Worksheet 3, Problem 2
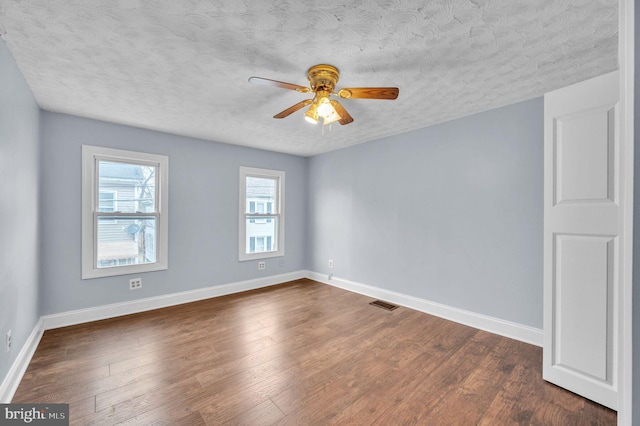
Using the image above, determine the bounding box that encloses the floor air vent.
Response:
[369,300,399,311]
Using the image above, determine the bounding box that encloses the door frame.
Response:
[618,0,634,424]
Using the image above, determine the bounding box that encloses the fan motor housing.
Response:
[307,64,339,92]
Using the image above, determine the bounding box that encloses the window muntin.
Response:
[82,146,168,279]
[239,167,284,261]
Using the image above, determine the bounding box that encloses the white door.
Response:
[543,70,620,410]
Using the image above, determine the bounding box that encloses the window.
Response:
[239,166,284,261]
[82,145,168,279]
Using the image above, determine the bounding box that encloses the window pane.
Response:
[97,216,156,268]
[98,161,156,213]
[245,176,276,213]
[245,217,277,254]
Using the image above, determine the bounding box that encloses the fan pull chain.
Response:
[321,123,333,136]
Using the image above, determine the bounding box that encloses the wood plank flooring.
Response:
[12,279,616,425]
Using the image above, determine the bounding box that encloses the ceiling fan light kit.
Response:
[249,64,399,130]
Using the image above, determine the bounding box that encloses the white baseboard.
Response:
[42,270,307,330]
[1,269,542,403]
[0,271,306,402]
[306,271,543,347]
[0,318,44,403]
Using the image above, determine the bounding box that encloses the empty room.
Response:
[0,1,638,425]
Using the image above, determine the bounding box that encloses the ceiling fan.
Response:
[249,64,399,126]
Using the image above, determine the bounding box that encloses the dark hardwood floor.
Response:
[12,279,616,425]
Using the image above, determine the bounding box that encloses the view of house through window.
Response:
[245,176,277,254]
[239,167,284,260]
[82,145,168,279]
[97,161,157,268]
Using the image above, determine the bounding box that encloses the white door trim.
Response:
[618,0,634,424]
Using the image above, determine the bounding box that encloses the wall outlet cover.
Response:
[129,278,142,290]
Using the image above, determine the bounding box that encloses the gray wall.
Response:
[308,98,544,328]
[39,112,308,314]
[0,40,41,384]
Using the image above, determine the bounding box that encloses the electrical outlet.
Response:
[258,261,266,270]
[328,259,333,268]
[328,273,333,281]
[129,278,142,290]
[6,329,11,352]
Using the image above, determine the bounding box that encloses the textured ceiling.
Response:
[0,0,618,156]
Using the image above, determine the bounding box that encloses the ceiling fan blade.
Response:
[337,87,399,100]
[274,99,313,119]
[331,100,354,125]
[249,77,310,93]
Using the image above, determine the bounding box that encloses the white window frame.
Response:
[239,166,284,261]
[82,145,169,279]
